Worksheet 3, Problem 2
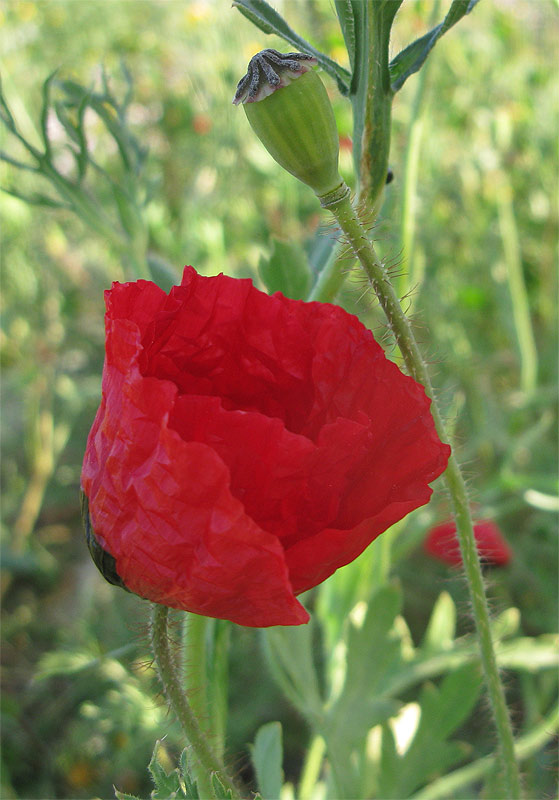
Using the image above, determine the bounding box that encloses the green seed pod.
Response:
[233,50,344,201]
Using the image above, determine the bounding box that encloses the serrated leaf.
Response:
[148,742,183,799]
[210,772,233,799]
[343,585,403,696]
[422,591,456,651]
[232,0,350,94]
[262,621,323,722]
[390,0,481,92]
[250,721,283,800]
[324,585,403,789]
[115,789,143,800]
[259,239,312,299]
[383,665,481,797]
[178,748,200,799]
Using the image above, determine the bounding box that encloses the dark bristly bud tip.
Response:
[233,49,317,105]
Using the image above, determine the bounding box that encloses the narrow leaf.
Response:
[1,185,70,209]
[232,0,350,94]
[390,0,480,91]
[422,591,456,651]
[54,101,80,145]
[259,238,312,299]
[250,721,283,800]
[40,70,59,159]
[0,151,39,172]
[334,0,356,70]
[0,80,17,130]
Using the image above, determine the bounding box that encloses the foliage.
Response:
[1,1,557,799]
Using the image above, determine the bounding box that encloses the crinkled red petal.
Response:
[82,267,451,626]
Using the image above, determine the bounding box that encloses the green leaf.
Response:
[334,0,356,70]
[421,591,456,651]
[342,585,403,699]
[232,0,350,94]
[40,70,58,160]
[115,790,143,800]
[323,584,403,794]
[178,749,200,799]
[349,0,402,195]
[259,238,312,299]
[147,254,180,291]
[57,89,91,183]
[210,772,233,799]
[0,151,39,172]
[148,741,183,799]
[307,229,338,277]
[56,77,146,175]
[250,721,284,800]
[1,186,70,209]
[112,182,143,240]
[262,621,323,723]
[381,665,481,797]
[389,0,480,92]
[495,635,559,672]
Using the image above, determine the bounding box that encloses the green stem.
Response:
[308,237,347,303]
[150,604,244,800]
[182,612,209,734]
[320,184,522,800]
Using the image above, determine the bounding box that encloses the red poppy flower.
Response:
[425,519,512,567]
[81,266,450,627]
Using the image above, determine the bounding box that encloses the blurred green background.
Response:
[1,1,557,798]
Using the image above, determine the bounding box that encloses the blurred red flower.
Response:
[425,519,512,567]
[81,267,450,627]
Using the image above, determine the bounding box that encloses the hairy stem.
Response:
[320,185,522,799]
[150,604,244,800]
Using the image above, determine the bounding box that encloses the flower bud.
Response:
[234,49,344,200]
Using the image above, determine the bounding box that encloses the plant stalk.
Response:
[150,604,244,800]
[320,185,522,799]
[182,612,209,735]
